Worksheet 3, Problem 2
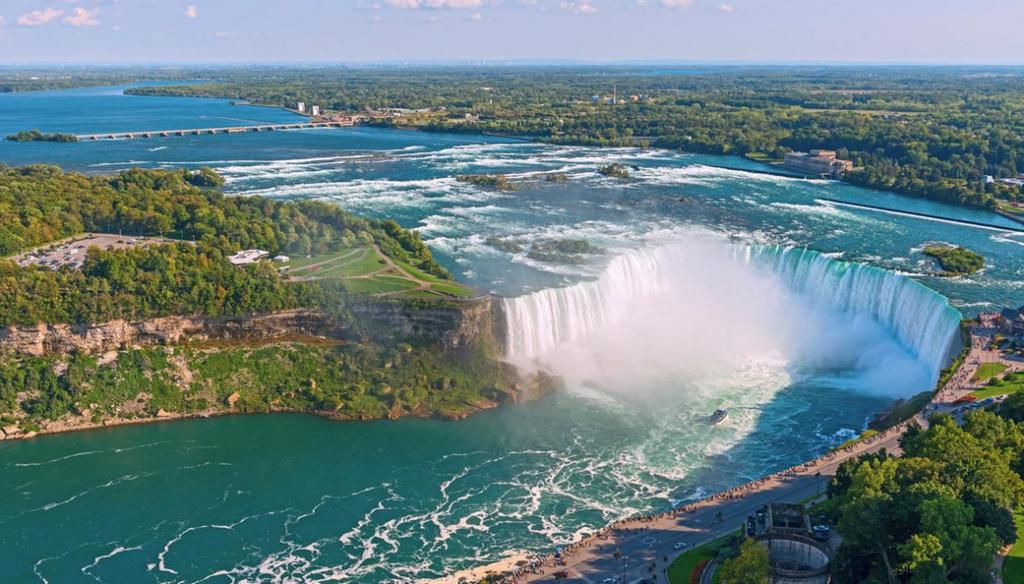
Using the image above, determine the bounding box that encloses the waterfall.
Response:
[502,243,962,377]
[502,248,666,359]
[745,245,962,375]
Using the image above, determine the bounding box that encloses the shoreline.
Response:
[0,397,509,444]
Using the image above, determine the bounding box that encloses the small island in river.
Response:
[923,244,985,276]
[6,129,79,143]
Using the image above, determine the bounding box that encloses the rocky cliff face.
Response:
[349,297,505,354]
[0,298,506,357]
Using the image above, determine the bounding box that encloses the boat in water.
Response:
[710,409,729,425]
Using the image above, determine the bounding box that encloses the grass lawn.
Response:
[973,362,1008,382]
[343,276,420,295]
[281,249,358,270]
[395,258,477,298]
[1004,511,1024,583]
[394,290,446,301]
[667,531,739,584]
[971,371,1024,400]
[283,247,477,301]
[283,247,386,279]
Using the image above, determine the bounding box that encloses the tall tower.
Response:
[612,84,617,105]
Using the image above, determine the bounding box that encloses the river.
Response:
[1,85,1022,582]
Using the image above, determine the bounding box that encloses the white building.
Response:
[311,105,321,117]
[297,102,306,113]
[228,249,269,265]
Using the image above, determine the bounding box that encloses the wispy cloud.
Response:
[184,5,199,19]
[660,0,695,7]
[63,7,101,27]
[17,8,65,27]
[718,3,735,12]
[562,0,598,14]
[386,0,483,8]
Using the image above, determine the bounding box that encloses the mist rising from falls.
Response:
[502,236,962,398]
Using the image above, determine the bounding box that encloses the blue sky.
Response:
[0,0,1022,64]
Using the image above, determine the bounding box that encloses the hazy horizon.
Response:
[0,0,1022,65]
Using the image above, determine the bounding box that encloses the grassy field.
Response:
[973,362,1008,382]
[666,531,739,584]
[971,370,1024,400]
[280,246,478,300]
[1004,511,1024,583]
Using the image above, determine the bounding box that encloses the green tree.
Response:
[719,539,769,584]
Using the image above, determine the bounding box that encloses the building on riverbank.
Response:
[783,150,854,178]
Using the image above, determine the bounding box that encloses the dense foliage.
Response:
[0,166,451,325]
[718,539,770,584]
[922,245,985,276]
[0,342,518,427]
[6,130,78,143]
[127,66,1024,211]
[828,409,1024,583]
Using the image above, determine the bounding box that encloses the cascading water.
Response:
[745,245,963,376]
[503,241,962,383]
[502,249,665,358]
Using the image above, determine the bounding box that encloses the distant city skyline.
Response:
[0,0,1022,64]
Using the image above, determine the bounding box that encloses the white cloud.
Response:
[386,0,483,8]
[17,8,65,27]
[63,7,101,27]
[184,5,199,19]
[718,3,734,12]
[562,0,598,14]
[660,0,695,7]
[470,12,483,20]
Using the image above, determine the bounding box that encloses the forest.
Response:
[126,66,1024,212]
[826,399,1024,583]
[0,342,521,430]
[0,165,451,325]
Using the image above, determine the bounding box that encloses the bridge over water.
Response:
[76,120,354,141]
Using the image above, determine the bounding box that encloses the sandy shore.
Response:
[421,551,533,584]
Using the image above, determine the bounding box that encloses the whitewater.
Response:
[5,87,1021,583]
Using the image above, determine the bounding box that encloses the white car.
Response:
[673,542,688,550]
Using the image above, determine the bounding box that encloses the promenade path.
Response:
[477,324,997,584]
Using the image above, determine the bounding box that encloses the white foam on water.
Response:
[504,233,960,394]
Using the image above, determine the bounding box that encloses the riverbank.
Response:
[1,396,505,444]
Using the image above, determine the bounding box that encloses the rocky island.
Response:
[923,244,985,276]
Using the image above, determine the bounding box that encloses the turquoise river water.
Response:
[1,85,1023,583]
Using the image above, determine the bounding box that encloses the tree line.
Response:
[827,398,1024,583]
[129,66,1024,210]
[0,165,451,325]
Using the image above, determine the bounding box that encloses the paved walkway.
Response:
[477,324,1000,584]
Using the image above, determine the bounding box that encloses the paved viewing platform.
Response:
[75,119,354,141]
[442,320,1012,584]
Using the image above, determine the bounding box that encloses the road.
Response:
[520,427,904,584]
